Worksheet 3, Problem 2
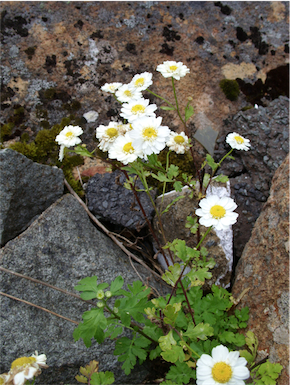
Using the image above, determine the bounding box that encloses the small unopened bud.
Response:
[96,290,104,300]
[187,96,193,101]
[105,291,112,298]
[97,301,104,308]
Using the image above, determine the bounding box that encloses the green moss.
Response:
[35,107,48,119]
[9,115,85,196]
[21,132,30,143]
[40,120,50,129]
[241,105,253,111]
[219,79,240,101]
[43,88,57,100]
[63,100,82,112]
[0,122,15,140]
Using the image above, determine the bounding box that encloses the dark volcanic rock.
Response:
[214,96,289,263]
[0,148,64,246]
[86,169,156,231]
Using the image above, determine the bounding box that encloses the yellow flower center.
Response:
[124,90,132,97]
[11,356,36,369]
[65,131,74,138]
[106,128,119,138]
[169,65,178,71]
[234,135,244,144]
[210,205,226,219]
[135,78,144,86]
[174,135,185,144]
[123,142,134,153]
[0,377,5,385]
[212,362,233,383]
[131,104,145,114]
[142,127,157,140]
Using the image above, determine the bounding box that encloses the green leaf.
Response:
[162,263,182,286]
[90,372,115,385]
[183,322,214,341]
[73,145,93,157]
[163,303,182,326]
[160,106,176,111]
[173,181,183,192]
[186,268,212,287]
[167,164,179,179]
[73,308,107,347]
[165,361,195,384]
[202,173,210,189]
[214,174,229,183]
[206,154,218,171]
[185,104,194,122]
[114,336,150,375]
[110,276,124,295]
[185,216,199,235]
[74,276,109,300]
[159,330,177,351]
[151,172,172,182]
[161,345,185,363]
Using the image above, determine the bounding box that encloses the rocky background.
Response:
[0,1,289,384]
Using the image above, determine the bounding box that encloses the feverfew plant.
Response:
[55,60,282,384]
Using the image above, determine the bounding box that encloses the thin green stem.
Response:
[146,88,176,110]
[105,303,158,345]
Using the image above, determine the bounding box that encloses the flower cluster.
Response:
[95,61,191,163]
[0,351,48,385]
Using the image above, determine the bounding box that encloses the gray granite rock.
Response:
[86,169,156,231]
[0,194,164,384]
[0,149,64,246]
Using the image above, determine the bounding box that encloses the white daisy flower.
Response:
[55,125,83,161]
[9,351,48,385]
[129,72,153,91]
[115,84,142,103]
[108,132,143,164]
[96,121,122,152]
[83,110,99,123]
[196,345,250,385]
[196,195,238,231]
[226,132,251,151]
[156,61,190,80]
[166,131,191,154]
[101,82,122,93]
[130,116,170,157]
[120,98,157,123]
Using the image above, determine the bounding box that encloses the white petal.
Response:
[211,345,229,361]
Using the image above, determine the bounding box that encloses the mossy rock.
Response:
[219,79,240,101]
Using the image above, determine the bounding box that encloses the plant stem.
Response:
[105,303,158,345]
[146,88,176,110]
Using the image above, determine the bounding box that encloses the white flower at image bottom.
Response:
[226,132,251,151]
[196,195,238,231]
[55,125,83,161]
[156,60,190,80]
[8,351,48,385]
[130,116,170,157]
[120,98,157,123]
[196,345,250,385]
[108,132,143,164]
[129,72,153,91]
[166,131,191,154]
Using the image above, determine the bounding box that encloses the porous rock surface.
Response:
[214,96,289,262]
[86,169,156,231]
[231,154,289,384]
[0,194,166,384]
[1,2,288,149]
[0,148,64,246]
